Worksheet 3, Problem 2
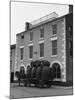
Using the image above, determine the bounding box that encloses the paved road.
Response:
[10,83,73,99]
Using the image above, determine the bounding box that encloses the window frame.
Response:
[52,23,57,35]
[52,63,61,79]
[39,42,44,58]
[69,41,73,57]
[20,47,24,60]
[29,45,33,59]
[30,31,33,41]
[69,25,72,36]
[40,27,44,39]
[52,39,57,56]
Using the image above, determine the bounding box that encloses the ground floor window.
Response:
[20,67,25,74]
[52,63,61,78]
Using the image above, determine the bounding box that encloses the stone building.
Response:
[10,44,16,82]
[14,5,73,85]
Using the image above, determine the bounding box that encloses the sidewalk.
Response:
[52,85,73,89]
[10,83,73,89]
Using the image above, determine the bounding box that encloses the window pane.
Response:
[52,24,57,35]
[52,40,57,47]
[54,73,56,78]
[52,40,57,55]
[29,46,33,58]
[30,32,33,41]
[69,41,73,57]
[40,43,44,57]
[57,73,61,78]
[52,48,57,55]
[20,48,24,60]
[69,25,72,36]
[41,33,44,38]
[57,66,60,72]
[53,66,56,72]
[40,28,44,38]
[52,63,61,78]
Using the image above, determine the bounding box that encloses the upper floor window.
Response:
[20,48,24,60]
[52,40,57,55]
[21,34,24,39]
[69,25,72,36]
[30,31,33,41]
[69,41,73,57]
[40,27,44,38]
[52,24,57,35]
[10,60,12,69]
[10,51,12,57]
[29,45,33,59]
[39,43,44,57]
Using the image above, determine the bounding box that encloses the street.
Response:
[10,83,73,99]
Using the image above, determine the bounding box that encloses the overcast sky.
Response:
[11,2,69,44]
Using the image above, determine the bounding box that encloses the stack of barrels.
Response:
[26,60,54,88]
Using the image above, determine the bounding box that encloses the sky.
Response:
[11,1,69,45]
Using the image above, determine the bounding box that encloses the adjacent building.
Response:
[14,5,73,85]
[10,44,16,82]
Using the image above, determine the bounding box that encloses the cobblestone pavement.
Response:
[10,83,73,99]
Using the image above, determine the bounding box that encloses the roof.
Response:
[17,12,72,35]
[31,12,58,26]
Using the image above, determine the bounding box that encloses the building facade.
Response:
[15,7,73,84]
[10,44,16,82]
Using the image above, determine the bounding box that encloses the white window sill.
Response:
[39,38,44,41]
[19,46,24,48]
[50,36,58,41]
[53,78,61,81]
[28,58,33,61]
[38,39,44,44]
[28,43,34,46]
[51,34,57,37]
[39,57,44,59]
[51,55,58,57]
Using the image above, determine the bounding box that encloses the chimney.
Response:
[25,22,32,31]
[69,5,73,13]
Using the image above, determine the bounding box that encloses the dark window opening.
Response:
[20,48,24,60]
[10,60,12,70]
[40,28,44,38]
[52,24,57,35]
[69,25,72,36]
[29,46,33,59]
[69,41,73,57]
[30,32,33,41]
[40,43,44,57]
[52,40,57,55]
[10,51,12,57]
[20,67,25,74]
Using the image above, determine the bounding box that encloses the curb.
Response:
[52,86,73,89]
